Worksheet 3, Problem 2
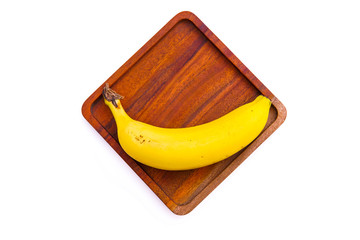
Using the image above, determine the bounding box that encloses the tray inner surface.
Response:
[90,19,279,206]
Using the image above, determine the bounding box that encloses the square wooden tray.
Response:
[82,11,286,215]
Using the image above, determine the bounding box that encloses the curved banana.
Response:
[103,84,271,171]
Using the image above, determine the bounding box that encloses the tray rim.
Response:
[82,11,287,215]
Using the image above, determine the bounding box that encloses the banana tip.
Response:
[103,83,124,108]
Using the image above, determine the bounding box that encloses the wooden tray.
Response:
[82,11,286,215]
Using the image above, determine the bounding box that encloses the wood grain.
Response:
[82,11,286,215]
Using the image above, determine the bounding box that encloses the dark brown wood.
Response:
[82,11,286,215]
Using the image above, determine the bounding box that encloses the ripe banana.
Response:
[103,84,271,171]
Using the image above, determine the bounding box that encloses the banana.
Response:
[103,84,271,171]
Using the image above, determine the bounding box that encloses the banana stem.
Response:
[103,83,124,108]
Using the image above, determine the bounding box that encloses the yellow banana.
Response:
[103,84,271,171]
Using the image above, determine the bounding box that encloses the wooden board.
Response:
[82,11,287,215]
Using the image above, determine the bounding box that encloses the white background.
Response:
[1,0,359,239]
